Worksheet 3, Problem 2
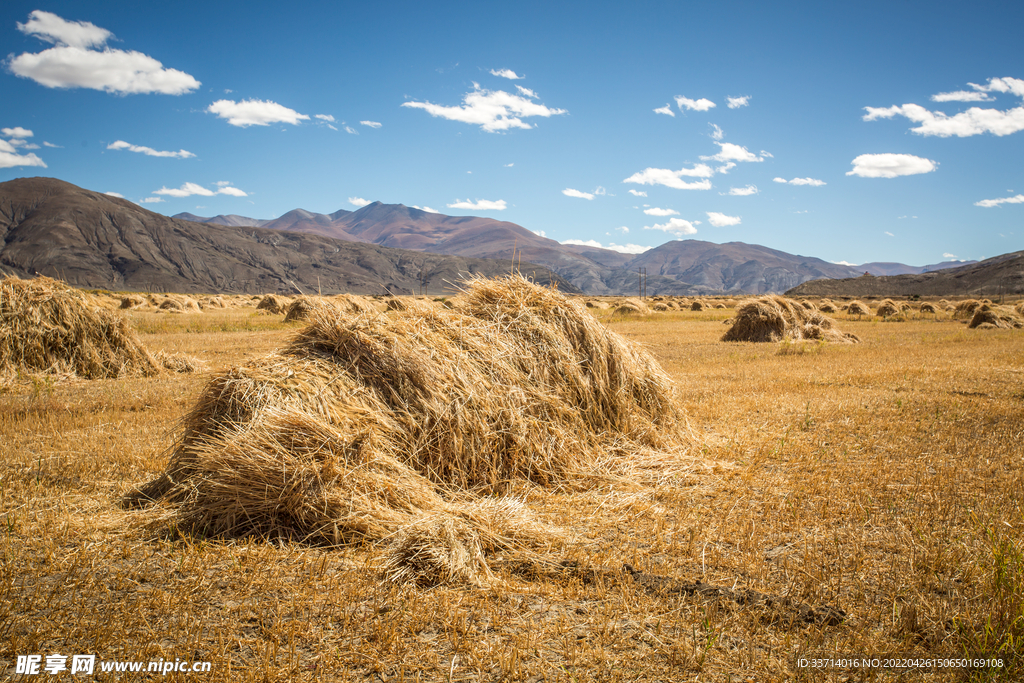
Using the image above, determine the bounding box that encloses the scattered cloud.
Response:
[349,197,371,207]
[624,165,714,190]
[563,188,594,200]
[153,182,247,198]
[773,176,826,186]
[675,96,715,112]
[344,125,357,134]
[516,85,537,98]
[561,239,651,254]
[594,186,607,196]
[0,138,46,168]
[707,212,741,227]
[975,193,1024,208]
[700,142,764,163]
[42,141,62,148]
[653,104,675,117]
[931,91,994,103]
[504,163,514,167]
[412,205,439,213]
[447,198,507,211]
[715,162,736,174]
[943,253,957,259]
[530,229,546,237]
[726,95,750,109]
[8,10,200,95]
[315,114,336,122]
[885,231,895,237]
[710,124,724,140]
[643,207,678,216]
[2,127,32,138]
[489,69,523,80]
[140,197,164,203]
[644,217,700,236]
[107,140,195,158]
[103,191,123,198]
[847,153,937,178]
[402,84,566,132]
[726,185,758,196]
[207,99,310,127]
[360,120,382,128]
[831,260,856,266]
[628,189,647,197]
[617,226,629,233]
[863,78,1024,137]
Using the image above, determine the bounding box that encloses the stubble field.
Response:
[2,300,1022,681]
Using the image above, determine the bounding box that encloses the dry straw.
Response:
[1,275,162,379]
[283,296,338,322]
[120,295,146,310]
[876,299,901,317]
[256,294,289,314]
[722,295,859,343]
[968,307,1024,329]
[613,297,650,315]
[919,302,937,314]
[158,296,201,313]
[128,275,691,585]
[846,300,870,316]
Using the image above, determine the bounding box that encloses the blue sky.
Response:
[1,1,1021,266]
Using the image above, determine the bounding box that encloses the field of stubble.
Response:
[2,301,1022,682]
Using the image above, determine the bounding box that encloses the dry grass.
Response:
[722,295,859,344]
[3,287,1022,681]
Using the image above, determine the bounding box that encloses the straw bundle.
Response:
[1016,302,1024,316]
[722,295,859,343]
[691,300,708,311]
[129,275,689,585]
[120,295,146,310]
[158,296,201,313]
[1,275,162,379]
[819,302,837,313]
[954,300,982,318]
[919,302,937,313]
[846,301,870,316]
[205,296,226,309]
[257,294,289,314]
[800,301,816,311]
[652,302,669,311]
[876,299,901,317]
[613,298,650,315]
[284,296,338,322]
[968,307,1024,329]
[334,293,374,314]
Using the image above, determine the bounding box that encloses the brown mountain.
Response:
[785,251,1024,298]
[0,177,573,295]
[857,260,978,276]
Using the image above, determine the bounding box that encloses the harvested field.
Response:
[3,282,1022,682]
[722,295,859,343]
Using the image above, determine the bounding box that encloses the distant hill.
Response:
[858,260,978,276]
[173,212,271,228]
[0,177,573,295]
[786,251,1024,298]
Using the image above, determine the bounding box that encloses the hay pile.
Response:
[158,296,201,313]
[613,298,650,315]
[652,302,669,312]
[876,299,901,317]
[968,307,1024,329]
[819,301,837,313]
[334,293,374,314]
[920,302,937,313]
[128,276,689,585]
[257,294,289,314]
[120,295,146,310]
[283,296,338,322]
[690,300,708,311]
[1016,301,1024,316]
[846,301,870,316]
[204,296,226,309]
[722,295,859,344]
[800,301,816,311]
[1,275,162,380]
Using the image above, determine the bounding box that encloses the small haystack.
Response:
[714,303,727,309]
[613,298,650,315]
[722,295,859,344]
[158,296,201,313]
[691,300,708,311]
[128,276,689,585]
[847,301,870,316]
[652,302,670,312]
[819,301,837,313]
[120,295,146,310]
[257,294,289,315]
[800,301,816,311]
[920,302,937,314]
[969,307,1024,329]
[204,296,226,309]
[1,275,162,380]
[876,299,901,317]
[284,296,338,322]
[954,299,983,318]
[334,293,374,314]
[1016,301,1024,317]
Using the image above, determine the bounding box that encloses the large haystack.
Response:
[1,276,162,379]
[846,301,870,316]
[876,299,901,317]
[968,307,1024,329]
[722,295,859,344]
[127,276,689,585]
[691,300,708,311]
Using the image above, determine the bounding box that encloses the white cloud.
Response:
[447,198,507,211]
[643,207,678,216]
[561,239,651,254]
[846,153,938,178]
[710,123,724,140]
[153,182,246,198]
[9,11,200,95]
[943,253,957,259]
[103,191,123,198]
[644,217,700,236]
[107,140,195,158]
[563,188,594,200]
[594,186,607,196]
[628,189,647,197]
[516,85,537,98]
[726,185,758,196]
[773,176,826,186]
[617,226,629,233]
[700,142,764,163]
[715,162,736,174]
[2,127,32,138]
[140,197,164,204]
[863,78,1024,137]
[831,260,856,266]
[412,205,439,213]
[931,91,994,103]
[349,197,371,207]
[42,141,62,148]
[490,69,523,80]
[623,165,714,190]
[207,99,310,127]
[653,104,675,117]
[707,211,741,227]
[975,193,1024,208]
[360,120,382,128]
[315,114,336,122]
[726,95,750,109]
[675,96,716,112]
[530,229,546,237]
[504,162,514,167]
[344,126,358,134]
[0,138,46,168]
[885,231,895,237]
[402,84,566,132]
